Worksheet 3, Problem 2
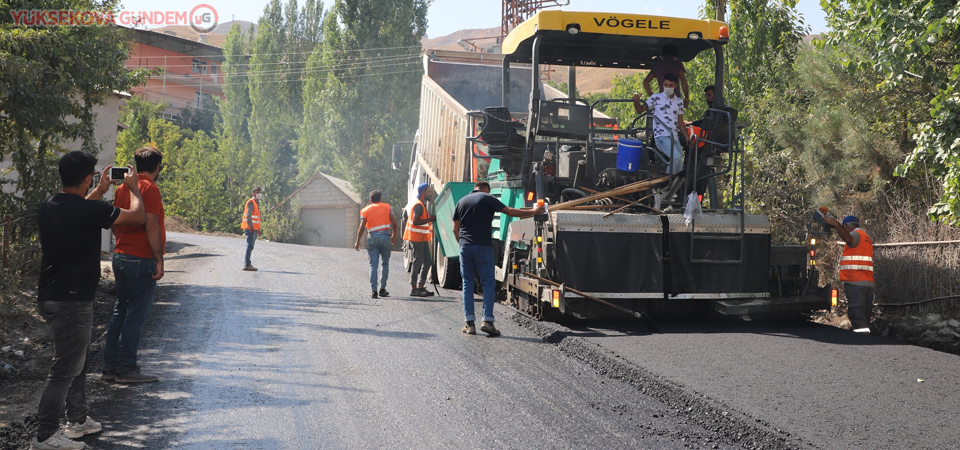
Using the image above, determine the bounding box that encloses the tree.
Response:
[0,0,145,237]
[821,0,960,224]
[116,96,168,165]
[300,0,427,208]
[247,0,324,197]
[218,22,257,223]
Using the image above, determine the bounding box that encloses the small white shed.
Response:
[281,172,362,248]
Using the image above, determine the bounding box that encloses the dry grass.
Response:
[816,193,960,320]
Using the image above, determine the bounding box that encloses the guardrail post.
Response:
[2,214,10,269]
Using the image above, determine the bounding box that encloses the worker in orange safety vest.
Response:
[824,214,874,333]
[241,186,262,271]
[355,190,399,299]
[404,183,436,297]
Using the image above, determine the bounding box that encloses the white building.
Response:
[278,172,364,248]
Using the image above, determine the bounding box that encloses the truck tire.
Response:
[435,241,462,289]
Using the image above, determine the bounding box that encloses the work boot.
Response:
[461,322,476,335]
[378,288,390,298]
[480,321,501,337]
[242,265,258,271]
[417,287,435,297]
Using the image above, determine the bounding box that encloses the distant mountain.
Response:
[421,27,500,51]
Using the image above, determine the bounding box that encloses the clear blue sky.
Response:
[117,0,830,37]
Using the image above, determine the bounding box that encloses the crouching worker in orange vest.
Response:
[824,214,875,333]
[405,183,436,297]
[355,190,399,299]
[241,186,262,271]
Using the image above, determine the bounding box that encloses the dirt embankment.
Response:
[0,266,117,447]
[0,216,197,447]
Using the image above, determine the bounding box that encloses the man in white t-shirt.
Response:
[632,72,686,174]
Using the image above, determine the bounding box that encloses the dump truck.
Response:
[397,10,830,320]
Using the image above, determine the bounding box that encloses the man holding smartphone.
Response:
[34,151,143,449]
[102,147,166,384]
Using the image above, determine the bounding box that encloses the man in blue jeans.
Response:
[241,186,263,271]
[355,190,399,298]
[103,147,166,384]
[632,72,686,175]
[453,181,544,336]
[35,151,144,450]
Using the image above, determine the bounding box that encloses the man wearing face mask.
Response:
[632,72,686,175]
[242,186,263,271]
[33,151,143,449]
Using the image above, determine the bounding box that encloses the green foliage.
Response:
[116,96,167,165]
[823,0,960,224]
[260,197,304,243]
[247,0,324,196]
[0,0,146,239]
[299,0,427,209]
[115,102,243,233]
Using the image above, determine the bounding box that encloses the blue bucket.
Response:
[617,138,644,172]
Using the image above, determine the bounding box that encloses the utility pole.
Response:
[716,0,727,22]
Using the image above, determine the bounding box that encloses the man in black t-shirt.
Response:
[452,181,544,336]
[32,151,144,450]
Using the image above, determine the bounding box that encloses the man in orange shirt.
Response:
[355,190,398,298]
[102,147,166,384]
[242,186,263,271]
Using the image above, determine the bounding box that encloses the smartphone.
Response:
[110,166,131,180]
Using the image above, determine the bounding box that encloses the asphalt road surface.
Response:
[79,232,960,449]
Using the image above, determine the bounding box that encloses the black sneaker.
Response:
[410,288,426,297]
[378,288,390,298]
[101,370,116,382]
[371,291,378,299]
[418,288,435,297]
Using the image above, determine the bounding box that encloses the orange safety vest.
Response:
[688,125,707,148]
[839,229,874,283]
[360,202,393,234]
[241,198,261,231]
[403,199,432,242]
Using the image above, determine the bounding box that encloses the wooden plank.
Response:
[550,176,669,211]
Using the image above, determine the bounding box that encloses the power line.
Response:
[129,42,425,60]
[152,60,421,87]
[128,67,423,126]
[131,50,421,70]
